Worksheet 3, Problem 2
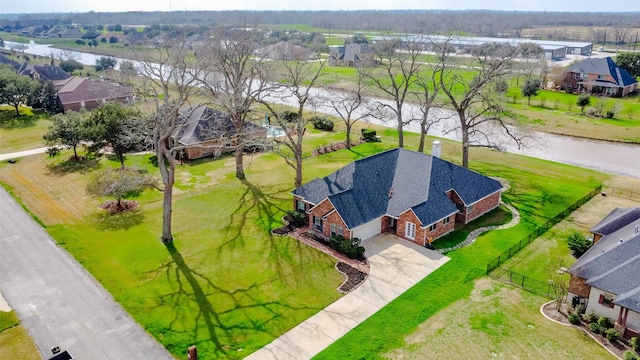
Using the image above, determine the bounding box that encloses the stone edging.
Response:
[436,201,521,254]
[539,301,623,360]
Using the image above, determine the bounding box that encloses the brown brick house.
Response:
[563,57,638,97]
[171,106,268,160]
[567,207,640,339]
[292,148,503,246]
[55,76,133,113]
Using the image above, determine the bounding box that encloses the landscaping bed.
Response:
[335,262,367,293]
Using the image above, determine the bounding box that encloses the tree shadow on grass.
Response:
[221,179,288,251]
[153,242,313,357]
[46,157,101,175]
[0,110,40,129]
[88,208,145,231]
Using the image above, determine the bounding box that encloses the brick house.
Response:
[567,207,640,339]
[563,57,638,97]
[171,106,268,160]
[292,148,503,246]
[55,76,133,113]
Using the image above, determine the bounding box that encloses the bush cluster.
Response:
[605,328,619,342]
[631,337,639,353]
[361,128,377,142]
[624,351,639,360]
[312,116,334,131]
[567,232,591,258]
[568,313,580,325]
[285,209,307,225]
[328,235,365,259]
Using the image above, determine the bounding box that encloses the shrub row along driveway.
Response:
[245,233,449,359]
[0,187,174,360]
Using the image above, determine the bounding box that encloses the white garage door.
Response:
[351,217,382,240]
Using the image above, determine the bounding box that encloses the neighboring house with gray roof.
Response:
[18,63,71,82]
[171,106,267,160]
[567,207,640,339]
[293,148,503,244]
[256,41,312,60]
[328,43,375,67]
[563,57,638,97]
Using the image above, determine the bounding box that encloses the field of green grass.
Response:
[0,311,41,359]
[384,278,614,359]
[0,106,51,153]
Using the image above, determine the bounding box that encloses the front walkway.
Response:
[245,233,449,360]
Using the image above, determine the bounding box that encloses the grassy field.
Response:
[384,278,614,359]
[0,106,51,153]
[0,311,41,359]
[498,178,640,282]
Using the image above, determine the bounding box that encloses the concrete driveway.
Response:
[0,187,174,360]
[245,233,449,360]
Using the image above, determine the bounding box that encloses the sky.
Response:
[2,0,639,14]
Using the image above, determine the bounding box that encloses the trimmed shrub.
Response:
[285,209,307,225]
[597,316,613,330]
[630,337,639,353]
[606,110,615,118]
[312,116,334,131]
[575,304,586,315]
[281,110,298,123]
[361,128,377,142]
[568,313,580,325]
[588,322,601,334]
[624,351,638,360]
[328,235,365,259]
[605,328,619,342]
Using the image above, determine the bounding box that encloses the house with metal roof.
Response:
[328,43,375,67]
[567,207,640,339]
[563,57,638,97]
[171,106,267,160]
[292,147,503,245]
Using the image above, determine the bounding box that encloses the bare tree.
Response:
[259,54,327,188]
[52,48,80,61]
[321,72,377,151]
[199,29,269,180]
[437,38,524,168]
[134,38,203,243]
[361,38,423,148]
[410,56,444,153]
[614,27,630,51]
[550,264,569,312]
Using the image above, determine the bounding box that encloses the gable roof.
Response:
[566,57,638,87]
[293,148,502,228]
[17,63,71,82]
[0,54,20,70]
[329,43,372,62]
[591,207,640,235]
[172,105,262,146]
[57,76,132,105]
[569,207,640,313]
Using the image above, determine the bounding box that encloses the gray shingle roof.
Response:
[293,148,502,228]
[591,207,640,235]
[569,207,640,313]
[567,57,638,87]
[173,106,262,145]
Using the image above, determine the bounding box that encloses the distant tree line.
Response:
[2,10,639,39]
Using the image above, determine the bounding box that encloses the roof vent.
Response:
[432,141,442,158]
[635,225,639,234]
[388,187,395,199]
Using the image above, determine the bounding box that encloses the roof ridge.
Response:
[587,250,640,286]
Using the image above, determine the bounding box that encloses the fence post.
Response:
[521,275,525,288]
[510,271,512,283]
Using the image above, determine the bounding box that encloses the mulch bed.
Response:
[271,215,306,235]
[335,262,367,294]
[541,302,634,358]
[99,200,140,213]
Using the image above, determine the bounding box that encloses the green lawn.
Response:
[384,278,614,359]
[0,311,41,359]
[0,106,51,153]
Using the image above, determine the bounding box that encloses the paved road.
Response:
[0,187,174,360]
[245,233,450,360]
[0,147,48,161]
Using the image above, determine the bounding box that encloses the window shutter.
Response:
[599,294,604,304]
[610,300,615,308]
